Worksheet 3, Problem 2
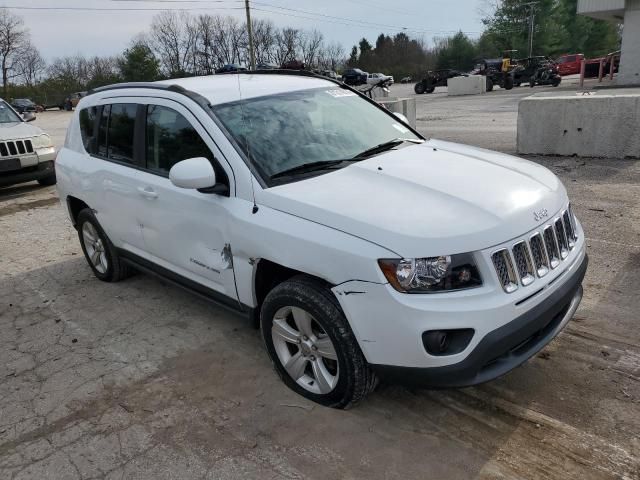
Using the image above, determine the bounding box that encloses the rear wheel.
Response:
[486,77,494,92]
[552,77,561,87]
[504,76,514,90]
[425,86,435,94]
[261,275,377,409]
[529,77,536,88]
[414,81,426,94]
[77,209,133,282]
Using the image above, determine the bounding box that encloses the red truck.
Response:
[556,54,585,76]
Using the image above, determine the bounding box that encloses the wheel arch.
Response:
[250,259,334,328]
[66,196,91,227]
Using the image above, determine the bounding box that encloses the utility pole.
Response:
[244,0,256,70]
[523,1,539,58]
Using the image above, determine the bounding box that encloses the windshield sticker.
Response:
[325,89,356,98]
[392,123,410,134]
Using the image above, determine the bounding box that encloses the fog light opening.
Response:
[422,329,475,356]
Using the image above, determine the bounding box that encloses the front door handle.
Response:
[137,186,158,199]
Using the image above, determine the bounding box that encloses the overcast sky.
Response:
[16,0,488,61]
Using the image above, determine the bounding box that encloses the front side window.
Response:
[211,87,420,184]
[0,100,22,123]
[146,105,212,173]
[97,105,110,158]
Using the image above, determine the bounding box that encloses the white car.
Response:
[0,100,56,187]
[367,73,394,85]
[56,73,587,408]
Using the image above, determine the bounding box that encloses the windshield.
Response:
[0,101,22,123]
[211,87,420,184]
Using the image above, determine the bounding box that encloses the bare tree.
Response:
[252,19,277,65]
[149,11,197,77]
[15,42,46,87]
[273,28,299,66]
[318,41,345,71]
[299,30,324,68]
[0,9,29,97]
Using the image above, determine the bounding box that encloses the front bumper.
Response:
[372,254,587,387]
[0,159,55,187]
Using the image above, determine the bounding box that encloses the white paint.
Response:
[517,92,640,158]
[447,75,486,96]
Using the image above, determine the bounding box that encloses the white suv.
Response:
[56,72,587,408]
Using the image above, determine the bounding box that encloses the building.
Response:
[578,0,640,85]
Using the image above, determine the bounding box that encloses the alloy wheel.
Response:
[271,306,339,394]
[82,222,108,274]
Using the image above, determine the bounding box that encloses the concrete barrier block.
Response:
[447,76,486,96]
[517,92,640,158]
[378,97,417,128]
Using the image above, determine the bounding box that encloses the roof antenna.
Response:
[235,73,259,214]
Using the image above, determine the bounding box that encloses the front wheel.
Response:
[37,174,56,186]
[504,76,514,90]
[530,77,536,88]
[486,77,494,92]
[425,86,435,94]
[552,77,561,87]
[414,82,426,94]
[261,276,377,409]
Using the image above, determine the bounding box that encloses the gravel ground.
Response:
[0,88,639,480]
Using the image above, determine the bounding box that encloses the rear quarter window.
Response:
[79,107,98,153]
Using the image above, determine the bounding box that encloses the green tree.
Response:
[435,31,477,70]
[118,43,161,82]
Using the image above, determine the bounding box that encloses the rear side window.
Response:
[97,105,110,158]
[107,104,137,164]
[79,107,97,153]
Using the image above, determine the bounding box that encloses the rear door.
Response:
[132,99,239,303]
[91,103,146,253]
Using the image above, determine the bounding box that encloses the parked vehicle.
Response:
[528,59,562,87]
[509,56,560,87]
[341,68,368,86]
[256,63,278,70]
[56,72,587,408]
[367,73,394,85]
[400,76,412,84]
[0,99,56,187]
[63,92,87,111]
[281,59,305,70]
[414,69,466,94]
[472,59,515,91]
[10,98,37,114]
[215,64,247,74]
[556,54,584,76]
[320,70,340,80]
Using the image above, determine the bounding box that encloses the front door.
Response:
[132,100,238,303]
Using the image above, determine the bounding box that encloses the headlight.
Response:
[32,134,53,149]
[378,253,482,293]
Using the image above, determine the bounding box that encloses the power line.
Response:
[0,4,245,12]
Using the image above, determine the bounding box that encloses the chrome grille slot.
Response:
[492,249,518,293]
[543,225,561,268]
[0,143,7,156]
[555,218,569,258]
[7,141,17,156]
[25,139,34,153]
[567,204,578,241]
[529,233,549,277]
[562,210,575,249]
[16,140,25,154]
[512,241,535,286]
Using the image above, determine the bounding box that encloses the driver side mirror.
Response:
[22,112,36,122]
[169,157,216,190]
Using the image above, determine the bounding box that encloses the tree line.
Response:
[0,0,623,105]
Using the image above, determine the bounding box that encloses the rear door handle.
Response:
[137,186,158,199]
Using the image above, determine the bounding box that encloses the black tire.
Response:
[530,77,536,88]
[37,174,56,186]
[425,86,435,94]
[504,76,514,90]
[414,82,426,95]
[76,208,133,282]
[486,77,494,92]
[552,77,561,87]
[260,275,377,409]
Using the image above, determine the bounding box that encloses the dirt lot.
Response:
[1,90,639,479]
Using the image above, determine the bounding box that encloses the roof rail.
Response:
[87,82,188,96]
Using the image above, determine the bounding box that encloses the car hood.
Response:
[258,139,567,258]
[0,122,43,140]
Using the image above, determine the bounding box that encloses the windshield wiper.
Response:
[270,159,359,180]
[352,138,424,159]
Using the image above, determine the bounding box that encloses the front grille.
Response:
[0,139,33,157]
[492,204,579,293]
